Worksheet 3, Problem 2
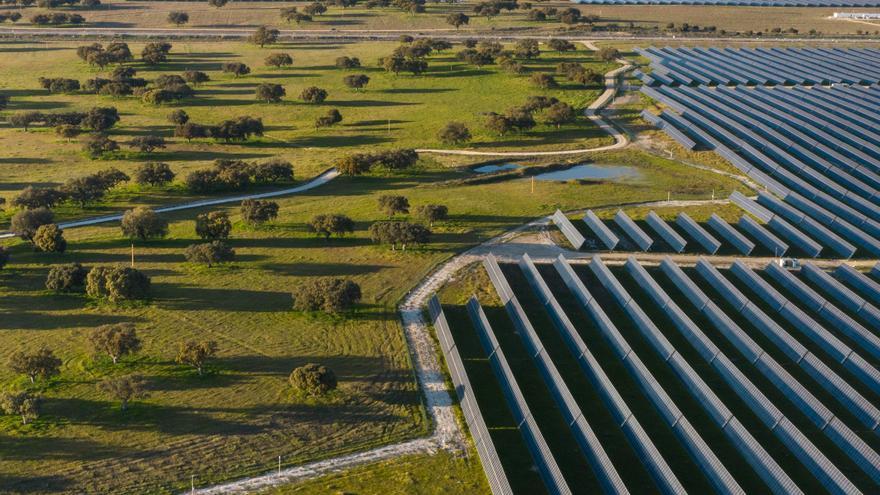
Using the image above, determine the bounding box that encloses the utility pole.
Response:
[131,243,135,268]
[191,475,194,494]
[278,456,282,475]
[531,176,535,194]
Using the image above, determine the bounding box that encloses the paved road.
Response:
[0,168,339,239]
[3,26,880,43]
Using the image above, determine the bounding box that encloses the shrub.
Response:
[530,72,557,89]
[86,266,151,301]
[32,224,67,253]
[250,159,293,183]
[437,122,471,145]
[315,108,342,128]
[240,199,279,224]
[291,277,361,312]
[46,263,88,292]
[184,241,235,267]
[290,363,337,395]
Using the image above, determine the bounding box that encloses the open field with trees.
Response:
[0,38,616,228]
[0,149,741,492]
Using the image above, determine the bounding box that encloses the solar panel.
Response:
[645,211,687,253]
[707,214,755,255]
[835,264,880,306]
[583,210,620,250]
[613,210,653,252]
[738,215,789,257]
[552,210,586,251]
[676,213,721,254]
[801,262,880,332]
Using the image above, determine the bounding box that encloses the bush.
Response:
[289,363,337,395]
[135,162,175,186]
[195,211,232,240]
[86,266,151,301]
[291,277,361,312]
[222,62,250,77]
[167,109,189,125]
[250,159,293,183]
[129,135,166,153]
[120,207,168,241]
[83,134,119,157]
[530,72,557,89]
[265,52,293,68]
[437,122,471,145]
[342,74,370,91]
[240,199,279,224]
[315,108,342,128]
[46,263,88,292]
[184,241,235,267]
[255,83,285,103]
[335,56,361,69]
[12,186,66,210]
[33,224,67,253]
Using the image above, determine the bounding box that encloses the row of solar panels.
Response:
[436,255,880,494]
[636,47,880,86]
[573,0,880,5]
[428,297,513,495]
[553,207,828,258]
[641,84,880,258]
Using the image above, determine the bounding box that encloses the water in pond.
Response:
[534,164,640,181]
[473,163,523,174]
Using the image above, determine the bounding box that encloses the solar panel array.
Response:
[575,0,880,6]
[434,254,880,494]
[637,48,880,86]
[640,49,880,259]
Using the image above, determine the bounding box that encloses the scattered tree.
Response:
[437,122,471,145]
[291,278,361,312]
[195,211,231,239]
[89,323,141,364]
[335,56,361,69]
[0,391,41,425]
[315,108,342,128]
[342,74,370,91]
[514,39,540,59]
[530,72,557,89]
[168,109,189,126]
[46,263,88,292]
[183,71,210,86]
[307,214,354,239]
[250,26,280,47]
[265,52,293,68]
[299,86,328,104]
[368,221,430,250]
[597,47,620,62]
[86,266,151,301]
[8,347,61,384]
[290,363,337,395]
[13,186,66,210]
[176,340,217,375]
[335,153,373,176]
[222,62,251,77]
[302,2,327,15]
[280,6,312,24]
[33,224,67,253]
[378,195,409,217]
[548,39,576,52]
[184,241,235,267]
[167,11,189,26]
[99,375,149,412]
[141,42,172,65]
[129,135,166,153]
[416,204,448,227]
[240,199,279,224]
[544,101,576,128]
[83,134,119,157]
[446,12,469,28]
[11,208,54,242]
[208,0,228,7]
[133,162,174,187]
[255,83,286,103]
[121,207,169,241]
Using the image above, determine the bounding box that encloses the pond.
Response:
[533,164,641,181]
[472,163,523,174]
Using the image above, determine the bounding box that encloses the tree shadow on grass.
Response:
[257,261,388,276]
[290,134,394,148]
[8,100,70,111]
[326,99,419,108]
[155,284,292,312]
[378,88,455,94]
[1,474,74,494]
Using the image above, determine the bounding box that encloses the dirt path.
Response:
[416,41,634,158]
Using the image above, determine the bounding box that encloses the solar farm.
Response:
[430,46,880,494]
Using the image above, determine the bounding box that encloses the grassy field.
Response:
[0,38,616,225]
[6,0,880,35]
[0,148,742,494]
[255,451,489,494]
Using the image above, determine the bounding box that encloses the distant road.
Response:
[0,168,339,240]
[3,26,880,42]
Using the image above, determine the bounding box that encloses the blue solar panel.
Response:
[645,211,687,253]
[583,210,620,250]
[835,264,880,306]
